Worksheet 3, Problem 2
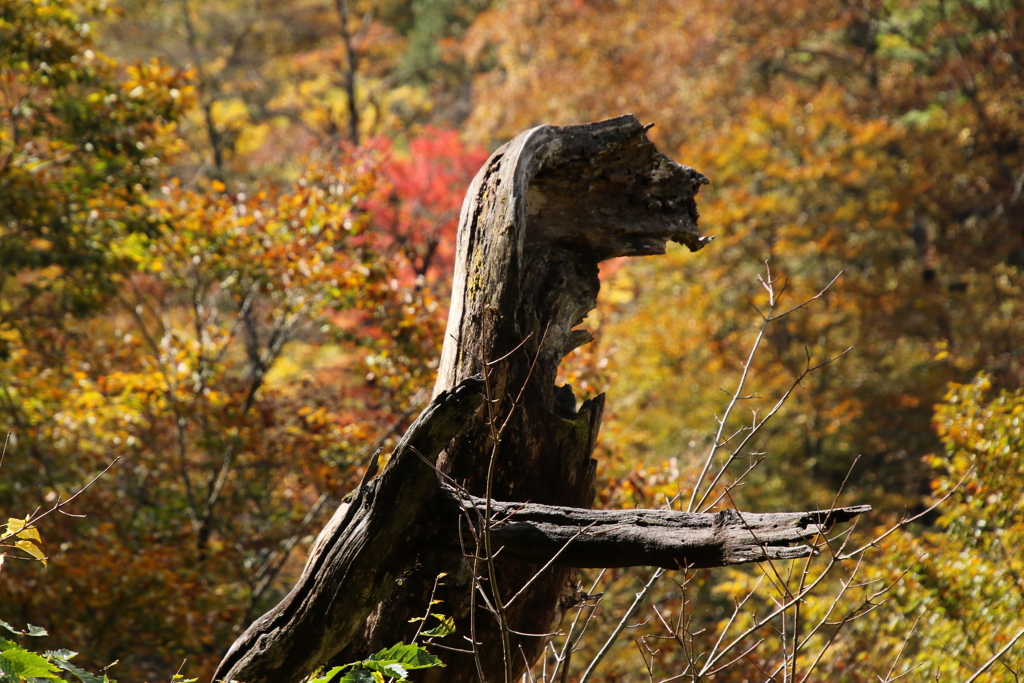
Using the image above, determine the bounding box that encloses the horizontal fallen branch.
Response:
[436,489,871,569]
[215,373,871,683]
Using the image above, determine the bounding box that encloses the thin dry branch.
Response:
[964,623,1024,683]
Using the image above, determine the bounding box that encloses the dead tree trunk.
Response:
[213,116,868,683]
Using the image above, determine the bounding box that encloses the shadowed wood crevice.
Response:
[211,378,485,683]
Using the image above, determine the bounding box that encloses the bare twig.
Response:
[582,266,845,681]
[504,523,597,609]
[882,616,921,682]
[550,570,606,683]
[0,430,10,474]
[1,456,120,547]
[693,346,851,513]
[964,624,1024,683]
[839,469,971,560]
[579,567,664,682]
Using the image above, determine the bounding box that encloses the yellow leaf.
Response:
[5,518,43,548]
[15,539,47,566]
[3,517,30,541]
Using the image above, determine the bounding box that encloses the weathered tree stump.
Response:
[213,116,868,683]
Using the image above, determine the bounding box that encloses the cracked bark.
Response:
[212,116,867,683]
[434,490,871,570]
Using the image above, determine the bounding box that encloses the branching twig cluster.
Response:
[514,265,957,683]
[382,264,958,683]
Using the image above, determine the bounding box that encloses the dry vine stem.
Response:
[214,117,870,683]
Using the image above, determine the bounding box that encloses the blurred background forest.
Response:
[1,0,1023,680]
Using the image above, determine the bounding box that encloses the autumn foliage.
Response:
[2,0,1023,680]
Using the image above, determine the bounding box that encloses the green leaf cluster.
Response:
[0,622,112,683]
[308,643,443,683]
